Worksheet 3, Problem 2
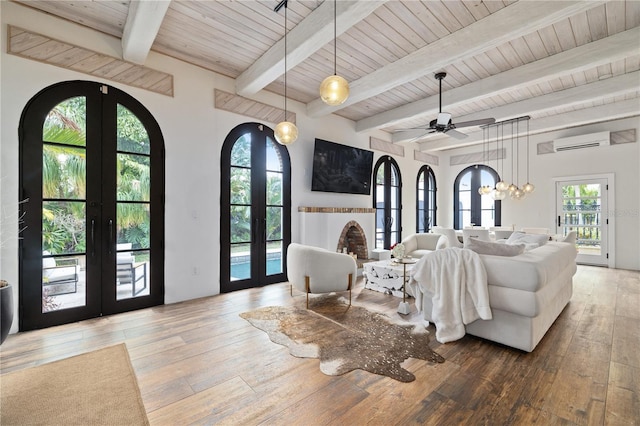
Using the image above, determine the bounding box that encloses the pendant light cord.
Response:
[333,0,337,76]
[284,4,288,117]
[526,118,530,182]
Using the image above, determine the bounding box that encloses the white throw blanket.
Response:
[408,247,491,344]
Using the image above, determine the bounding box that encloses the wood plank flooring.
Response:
[1,265,638,425]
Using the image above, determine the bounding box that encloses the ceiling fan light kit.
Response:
[320,0,349,106]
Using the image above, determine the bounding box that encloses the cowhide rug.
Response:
[240,295,444,382]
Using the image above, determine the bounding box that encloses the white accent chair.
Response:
[462,228,490,246]
[400,233,448,258]
[431,226,463,248]
[287,243,357,308]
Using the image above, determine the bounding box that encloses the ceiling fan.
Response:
[396,72,496,140]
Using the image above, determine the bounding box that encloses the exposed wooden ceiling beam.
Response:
[383,27,640,141]
[417,93,640,152]
[306,0,606,118]
[235,0,386,97]
[122,0,171,64]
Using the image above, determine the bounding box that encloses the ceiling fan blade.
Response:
[407,130,435,143]
[393,127,429,133]
[445,129,468,139]
[452,117,496,128]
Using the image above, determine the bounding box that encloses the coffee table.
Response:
[363,258,417,314]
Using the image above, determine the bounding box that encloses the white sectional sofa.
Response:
[410,242,577,352]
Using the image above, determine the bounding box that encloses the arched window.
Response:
[373,156,402,249]
[417,165,436,233]
[453,165,501,229]
[220,123,291,293]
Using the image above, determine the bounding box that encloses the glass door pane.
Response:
[230,134,252,282]
[556,179,608,266]
[41,97,87,312]
[115,105,151,300]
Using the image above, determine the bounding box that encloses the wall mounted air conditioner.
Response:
[553,131,610,152]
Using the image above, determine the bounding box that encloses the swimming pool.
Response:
[230,258,283,281]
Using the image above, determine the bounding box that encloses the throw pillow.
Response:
[466,237,525,257]
[507,231,549,247]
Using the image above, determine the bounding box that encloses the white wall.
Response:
[1,3,638,337]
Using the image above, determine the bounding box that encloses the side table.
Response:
[396,258,417,315]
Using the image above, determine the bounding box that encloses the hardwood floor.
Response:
[1,265,638,425]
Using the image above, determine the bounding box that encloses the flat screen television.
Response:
[311,138,374,195]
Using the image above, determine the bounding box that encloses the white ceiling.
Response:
[14,0,640,151]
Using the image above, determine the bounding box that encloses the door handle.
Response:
[108,219,113,255]
[558,215,561,227]
[262,218,267,244]
[90,218,96,258]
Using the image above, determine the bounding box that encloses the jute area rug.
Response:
[0,343,149,426]
[240,295,444,382]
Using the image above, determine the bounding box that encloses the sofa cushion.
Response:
[507,231,549,248]
[466,238,525,257]
[480,242,577,292]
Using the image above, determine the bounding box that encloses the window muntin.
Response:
[454,165,501,229]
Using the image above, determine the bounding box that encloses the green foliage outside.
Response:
[229,136,283,251]
[42,97,151,255]
[562,184,601,243]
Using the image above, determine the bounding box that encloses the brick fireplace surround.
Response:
[298,207,376,268]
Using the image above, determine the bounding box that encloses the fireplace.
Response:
[336,220,368,260]
[298,207,375,269]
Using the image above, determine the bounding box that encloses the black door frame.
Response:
[19,80,165,330]
[373,156,402,249]
[220,122,291,293]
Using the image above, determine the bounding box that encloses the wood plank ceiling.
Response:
[12,0,640,151]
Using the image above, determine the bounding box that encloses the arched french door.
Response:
[373,156,402,249]
[453,165,501,229]
[220,123,291,293]
[19,81,165,331]
[417,165,437,233]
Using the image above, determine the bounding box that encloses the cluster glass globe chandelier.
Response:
[274,0,298,145]
[319,0,350,106]
[479,116,533,201]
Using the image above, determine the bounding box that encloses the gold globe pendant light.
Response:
[274,120,298,145]
[319,0,350,106]
[274,1,298,145]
